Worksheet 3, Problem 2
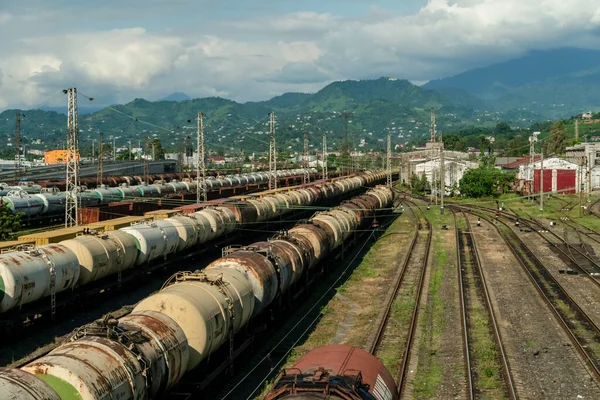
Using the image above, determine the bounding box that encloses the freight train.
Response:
[0,184,394,400]
[0,168,317,219]
[0,171,385,315]
[266,344,398,400]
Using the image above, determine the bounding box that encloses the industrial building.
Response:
[514,143,600,194]
[415,158,479,194]
[43,150,80,165]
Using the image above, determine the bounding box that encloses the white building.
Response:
[415,159,478,194]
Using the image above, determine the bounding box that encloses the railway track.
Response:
[453,208,517,400]
[368,197,432,397]
[458,204,600,289]
[472,210,600,380]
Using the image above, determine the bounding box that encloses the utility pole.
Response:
[540,150,544,212]
[430,107,436,143]
[128,140,132,161]
[178,140,184,173]
[322,134,328,180]
[186,135,192,171]
[386,134,392,187]
[97,132,103,186]
[579,157,584,216]
[112,136,116,161]
[143,137,149,184]
[65,87,80,227]
[529,132,539,201]
[269,111,277,190]
[575,118,580,142]
[340,111,353,175]
[14,113,22,184]
[303,130,309,184]
[440,145,445,214]
[91,139,95,166]
[197,112,207,203]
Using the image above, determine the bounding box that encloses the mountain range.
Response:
[425,48,600,118]
[0,47,598,156]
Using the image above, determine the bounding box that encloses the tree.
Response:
[147,139,165,160]
[443,133,467,152]
[0,205,22,240]
[545,120,567,155]
[410,172,428,195]
[505,135,527,156]
[459,167,515,198]
[117,149,138,161]
[99,143,113,160]
[495,122,512,135]
[479,135,490,157]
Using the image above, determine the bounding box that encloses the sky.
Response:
[0,0,599,110]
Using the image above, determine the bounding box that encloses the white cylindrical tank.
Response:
[117,185,142,199]
[79,191,102,207]
[133,268,254,370]
[23,336,146,399]
[213,206,238,234]
[1,193,44,216]
[34,192,67,215]
[312,213,345,249]
[164,215,200,252]
[167,181,188,193]
[120,221,178,265]
[137,185,160,197]
[248,199,273,222]
[60,231,138,285]
[195,208,224,241]
[0,244,80,313]
[206,250,278,317]
[0,368,61,400]
[118,310,189,396]
[190,213,213,244]
[93,187,123,203]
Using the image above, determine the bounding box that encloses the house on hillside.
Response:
[209,156,226,165]
[582,112,593,120]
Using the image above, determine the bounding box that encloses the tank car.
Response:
[265,344,398,400]
[1,190,44,216]
[0,244,80,313]
[0,368,60,400]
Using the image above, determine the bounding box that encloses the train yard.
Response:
[2,182,600,399]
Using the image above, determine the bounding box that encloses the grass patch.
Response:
[412,225,447,398]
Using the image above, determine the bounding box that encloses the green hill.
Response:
[0,77,545,157]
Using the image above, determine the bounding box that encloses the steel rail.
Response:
[395,199,432,397]
[461,210,519,399]
[474,211,600,380]
[452,209,475,400]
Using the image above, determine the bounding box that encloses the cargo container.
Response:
[144,209,182,220]
[85,215,146,231]
[18,226,86,246]
[0,240,33,251]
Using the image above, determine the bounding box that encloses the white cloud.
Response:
[0,0,599,109]
[0,12,12,25]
